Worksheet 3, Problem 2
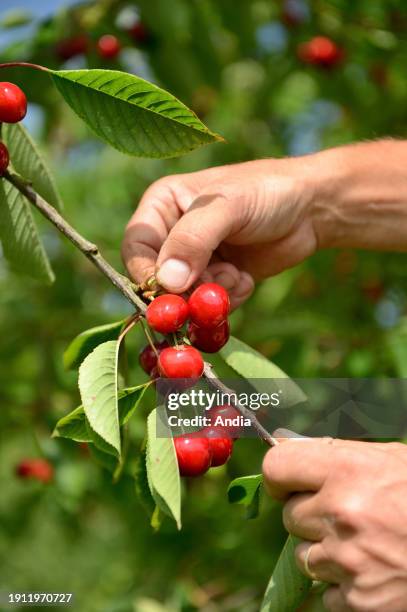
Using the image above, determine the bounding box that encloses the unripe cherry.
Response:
[174,435,212,477]
[203,428,233,467]
[139,340,169,374]
[146,294,189,334]
[0,82,27,123]
[187,320,230,353]
[158,345,204,379]
[188,283,230,329]
[0,142,9,176]
[97,35,121,59]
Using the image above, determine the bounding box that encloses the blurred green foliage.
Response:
[1,0,407,609]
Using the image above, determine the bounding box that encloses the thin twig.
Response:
[203,363,278,446]
[5,171,147,313]
[4,172,277,447]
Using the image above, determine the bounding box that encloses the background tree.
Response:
[1,1,407,610]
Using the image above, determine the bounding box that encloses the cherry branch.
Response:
[4,171,277,447]
[4,171,147,313]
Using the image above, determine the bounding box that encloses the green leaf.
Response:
[0,179,54,283]
[3,123,63,210]
[78,340,121,455]
[228,474,263,519]
[220,336,306,406]
[146,409,181,529]
[261,535,312,612]
[51,69,223,159]
[52,406,92,443]
[88,444,118,472]
[64,320,125,370]
[53,384,149,443]
[134,444,156,519]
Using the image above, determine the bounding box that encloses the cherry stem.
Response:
[0,62,50,73]
[140,318,159,357]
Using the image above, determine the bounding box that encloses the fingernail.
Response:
[213,272,237,291]
[157,259,191,291]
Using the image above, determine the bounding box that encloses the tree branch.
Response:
[4,171,277,447]
[5,171,147,313]
[203,363,278,446]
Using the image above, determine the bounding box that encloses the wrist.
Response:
[305,140,407,252]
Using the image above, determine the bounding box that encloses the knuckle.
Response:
[344,589,375,611]
[332,545,364,575]
[262,447,284,486]
[331,494,366,530]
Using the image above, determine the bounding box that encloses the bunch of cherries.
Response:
[0,81,27,175]
[139,283,239,477]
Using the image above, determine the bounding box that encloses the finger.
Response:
[283,492,326,540]
[206,264,255,310]
[207,262,241,292]
[296,541,347,584]
[229,271,255,309]
[262,438,335,500]
[122,180,183,284]
[156,193,237,293]
[323,586,351,611]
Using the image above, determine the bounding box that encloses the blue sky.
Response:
[0,0,81,48]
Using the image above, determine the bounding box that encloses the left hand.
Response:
[262,438,407,611]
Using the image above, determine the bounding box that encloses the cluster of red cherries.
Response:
[0,81,27,175]
[15,458,54,484]
[139,283,239,477]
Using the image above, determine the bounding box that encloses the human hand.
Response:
[122,158,318,308]
[262,438,407,611]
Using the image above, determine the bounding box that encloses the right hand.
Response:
[122,158,319,308]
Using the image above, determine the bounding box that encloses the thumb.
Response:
[156,194,235,293]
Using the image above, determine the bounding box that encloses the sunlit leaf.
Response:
[78,340,121,455]
[220,336,306,406]
[146,409,181,529]
[64,320,125,370]
[51,69,223,158]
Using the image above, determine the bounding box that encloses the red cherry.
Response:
[187,319,230,353]
[0,143,9,176]
[55,34,88,61]
[129,22,150,45]
[174,435,212,477]
[16,459,54,483]
[146,294,189,334]
[97,35,122,59]
[188,283,230,329]
[298,36,343,69]
[203,428,233,467]
[139,340,169,374]
[158,345,204,379]
[0,82,27,123]
[209,404,241,438]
